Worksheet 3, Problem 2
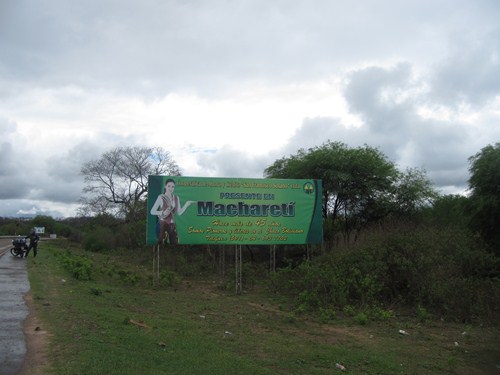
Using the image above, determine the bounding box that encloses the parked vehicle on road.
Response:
[10,236,28,258]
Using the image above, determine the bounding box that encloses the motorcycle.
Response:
[10,237,28,258]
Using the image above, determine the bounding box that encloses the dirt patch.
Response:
[17,291,50,375]
[247,302,284,315]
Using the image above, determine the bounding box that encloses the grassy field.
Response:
[27,240,499,374]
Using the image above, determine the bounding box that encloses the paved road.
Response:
[0,239,30,375]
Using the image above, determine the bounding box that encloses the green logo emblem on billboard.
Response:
[303,182,314,194]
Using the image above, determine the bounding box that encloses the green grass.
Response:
[28,240,499,374]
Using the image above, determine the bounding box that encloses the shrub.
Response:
[83,227,116,252]
[90,287,103,296]
[56,251,93,280]
[355,312,369,325]
[270,226,499,322]
[160,269,180,287]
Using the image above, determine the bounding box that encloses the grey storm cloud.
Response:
[195,145,271,179]
[2,0,497,94]
[282,62,498,193]
[0,119,31,199]
[430,31,500,107]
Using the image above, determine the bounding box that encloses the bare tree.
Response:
[79,146,181,219]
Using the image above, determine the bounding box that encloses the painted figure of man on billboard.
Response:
[150,178,195,245]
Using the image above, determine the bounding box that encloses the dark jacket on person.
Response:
[26,231,40,245]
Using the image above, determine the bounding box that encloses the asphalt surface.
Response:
[0,239,30,375]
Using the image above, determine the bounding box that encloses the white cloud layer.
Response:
[0,0,499,217]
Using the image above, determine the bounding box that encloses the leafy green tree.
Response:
[0,218,28,236]
[423,194,470,229]
[265,141,436,243]
[32,215,57,234]
[391,168,438,217]
[467,142,500,254]
[265,141,397,218]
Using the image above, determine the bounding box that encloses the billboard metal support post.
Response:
[270,245,276,273]
[235,245,242,294]
[219,246,226,277]
[153,245,160,288]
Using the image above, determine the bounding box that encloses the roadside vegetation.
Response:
[1,141,499,373]
[27,239,499,374]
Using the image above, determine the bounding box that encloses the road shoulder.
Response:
[17,291,50,375]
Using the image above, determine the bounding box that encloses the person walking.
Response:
[25,228,40,258]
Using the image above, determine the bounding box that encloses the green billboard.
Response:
[147,176,322,245]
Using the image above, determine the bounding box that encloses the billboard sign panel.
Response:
[147,176,322,245]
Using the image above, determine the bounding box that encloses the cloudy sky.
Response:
[1,0,499,218]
